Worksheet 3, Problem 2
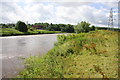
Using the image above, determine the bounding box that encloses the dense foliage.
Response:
[0,21,119,36]
[15,21,28,32]
[17,30,118,78]
[0,24,15,28]
[33,23,74,33]
[74,21,91,33]
[90,25,95,31]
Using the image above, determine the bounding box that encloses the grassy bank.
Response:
[0,28,61,36]
[17,30,118,78]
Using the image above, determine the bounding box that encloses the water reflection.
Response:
[17,38,26,46]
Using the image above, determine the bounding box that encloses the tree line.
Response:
[1,21,119,33]
[30,21,96,33]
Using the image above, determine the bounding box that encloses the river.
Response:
[0,33,66,78]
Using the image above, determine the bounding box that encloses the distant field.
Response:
[17,30,118,78]
[0,28,61,36]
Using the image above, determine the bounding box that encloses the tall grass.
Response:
[17,30,118,78]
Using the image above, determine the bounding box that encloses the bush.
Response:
[61,24,74,33]
[74,21,91,33]
[90,25,95,31]
[15,21,28,32]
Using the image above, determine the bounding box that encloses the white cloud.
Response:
[1,0,119,3]
[0,1,118,28]
[0,2,21,23]
[0,2,55,24]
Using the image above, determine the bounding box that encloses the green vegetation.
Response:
[1,21,119,36]
[74,21,96,33]
[17,30,118,78]
[0,20,75,36]
[0,28,24,36]
[74,21,91,33]
[15,21,28,32]
[0,28,61,36]
[90,25,95,31]
[33,23,75,33]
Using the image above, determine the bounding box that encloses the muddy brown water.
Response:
[0,33,68,78]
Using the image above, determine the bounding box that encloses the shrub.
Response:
[74,21,91,33]
[15,21,28,32]
[90,25,95,31]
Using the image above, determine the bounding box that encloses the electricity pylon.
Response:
[108,8,114,30]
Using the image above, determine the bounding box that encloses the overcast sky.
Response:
[0,0,119,27]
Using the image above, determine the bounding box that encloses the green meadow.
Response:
[0,28,61,36]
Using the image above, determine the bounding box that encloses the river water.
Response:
[0,34,66,78]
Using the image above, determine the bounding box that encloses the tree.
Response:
[90,25,95,31]
[74,21,90,33]
[15,21,28,32]
[61,24,74,33]
[1,24,8,28]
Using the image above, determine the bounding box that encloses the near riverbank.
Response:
[17,30,118,78]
